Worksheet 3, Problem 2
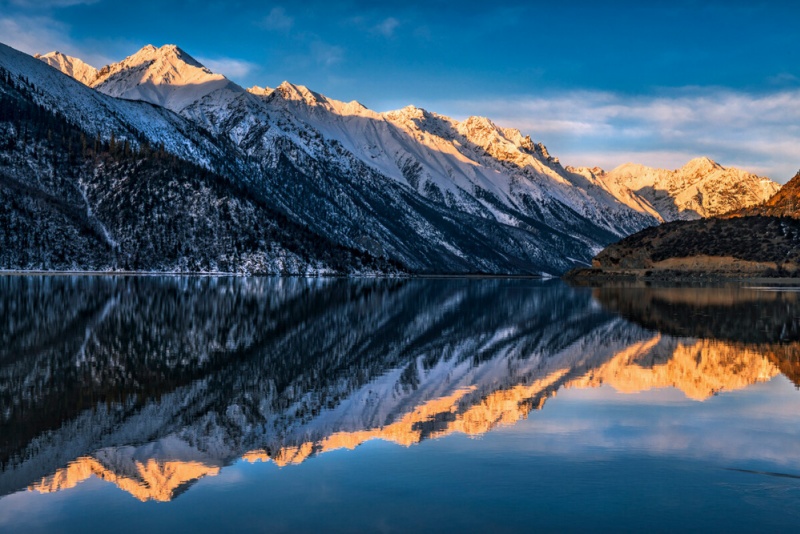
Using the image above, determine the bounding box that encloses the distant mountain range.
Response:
[568,157,779,221]
[0,41,782,274]
[568,170,800,279]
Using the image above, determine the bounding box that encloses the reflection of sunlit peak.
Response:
[242,386,482,468]
[271,443,317,467]
[567,335,780,401]
[25,334,787,504]
[237,373,572,471]
[431,369,569,438]
[242,450,270,463]
[29,456,221,502]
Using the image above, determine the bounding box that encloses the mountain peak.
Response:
[682,156,722,173]
[91,43,236,112]
[35,50,62,59]
[247,85,274,97]
[116,43,207,72]
[462,115,495,128]
[35,50,99,85]
[275,81,324,106]
[383,104,434,123]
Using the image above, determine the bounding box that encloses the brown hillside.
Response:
[756,170,800,217]
[726,170,800,218]
[590,216,800,272]
[566,169,800,280]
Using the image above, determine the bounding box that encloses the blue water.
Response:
[0,277,798,532]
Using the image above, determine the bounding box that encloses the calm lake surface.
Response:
[1,276,799,532]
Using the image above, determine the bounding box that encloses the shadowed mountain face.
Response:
[1,277,797,502]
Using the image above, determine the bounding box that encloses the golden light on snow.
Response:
[27,335,790,503]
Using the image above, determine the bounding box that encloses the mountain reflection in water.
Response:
[0,276,798,503]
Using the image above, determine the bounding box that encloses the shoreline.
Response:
[563,267,800,286]
[0,270,547,279]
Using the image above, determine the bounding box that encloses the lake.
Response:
[1,276,798,532]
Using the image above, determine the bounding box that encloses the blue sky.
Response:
[1,0,799,180]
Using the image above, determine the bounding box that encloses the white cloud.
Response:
[767,72,800,86]
[372,17,400,38]
[432,88,800,182]
[196,56,258,79]
[259,7,293,32]
[310,40,343,67]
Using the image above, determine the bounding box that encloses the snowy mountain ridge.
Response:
[568,157,780,221]
[34,51,98,85]
[1,40,780,274]
[28,43,629,272]
[36,45,778,232]
[2,42,584,274]
[267,79,661,236]
[35,45,658,241]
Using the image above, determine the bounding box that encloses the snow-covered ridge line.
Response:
[36,44,777,230]
[568,157,780,221]
[1,43,228,169]
[14,40,781,275]
[32,44,656,239]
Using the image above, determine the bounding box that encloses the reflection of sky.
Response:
[2,374,799,532]
[501,376,800,469]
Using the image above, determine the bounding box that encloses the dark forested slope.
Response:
[0,67,401,274]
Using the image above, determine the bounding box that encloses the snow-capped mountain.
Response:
[0,42,553,274]
[257,83,655,240]
[92,45,242,115]
[56,44,776,235]
[11,40,779,274]
[34,51,98,85]
[569,157,779,222]
[79,45,672,263]
[2,40,607,274]
[83,45,653,245]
